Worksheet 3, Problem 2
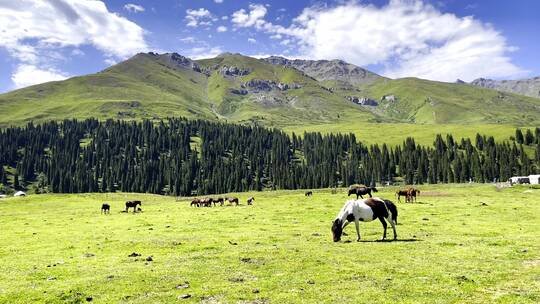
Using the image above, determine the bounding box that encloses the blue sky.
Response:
[1,0,539,92]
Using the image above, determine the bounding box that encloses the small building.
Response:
[509,176,530,185]
[14,191,26,197]
[529,175,540,185]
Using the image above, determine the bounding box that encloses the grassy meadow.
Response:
[0,184,539,303]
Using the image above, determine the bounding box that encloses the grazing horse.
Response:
[200,198,213,207]
[214,197,225,206]
[226,197,239,206]
[396,189,411,203]
[408,188,420,203]
[331,197,398,242]
[191,198,201,207]
[125,200,142,212]
[101,203,110,214]
[305,191,313,197]
[247,197,255,205]
[348,186,378,199]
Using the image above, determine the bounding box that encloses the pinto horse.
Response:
[200,198,213,207]
[247,197,255,205]
[125,200,142,212]
[348,186,378,199]
[331,197,398,242]
[226,197,239,206]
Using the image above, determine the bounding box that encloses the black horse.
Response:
[348,186,378,199]
[125,200,142,212]
[305,191,313,197]
[101,203,110,214]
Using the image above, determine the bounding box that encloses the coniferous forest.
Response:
[0,118,539,196]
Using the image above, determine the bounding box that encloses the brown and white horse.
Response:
[247,197,255,205]
[331,197,398,242]
[226,197,239,206]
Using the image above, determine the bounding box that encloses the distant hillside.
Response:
[263,56,383,86]
[470,77,540,98]
[1,52,540,131]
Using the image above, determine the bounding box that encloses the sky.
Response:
[1,0,539,93]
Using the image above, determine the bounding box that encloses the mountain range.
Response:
[469,77,540,98]
[1,52,539,131]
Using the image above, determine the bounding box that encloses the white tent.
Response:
[529,175,540,185]
[14,191,26,197]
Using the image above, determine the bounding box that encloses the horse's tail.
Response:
[384,200,398,225]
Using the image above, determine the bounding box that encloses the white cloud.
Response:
[0,0,148,88]
[217,25,228,32]
[231,4,267,28]
[187,46,223,60]
[214,0,224,3]
[124,3,145,13]
[185,8,216,27]
[11,64,69,88]
[248,38,257,44]
[232,1,524,82]
[180,36,197,43]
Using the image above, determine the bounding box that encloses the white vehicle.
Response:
[13,191,26,197]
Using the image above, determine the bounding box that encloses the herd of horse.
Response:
[99,184,421,243]
[190,196,255,207]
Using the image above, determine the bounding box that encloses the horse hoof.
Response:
[356,238,361,242]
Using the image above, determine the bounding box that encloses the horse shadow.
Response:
[344,238,421,243]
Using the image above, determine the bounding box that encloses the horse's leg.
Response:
[387,215,397,240]
[341,221,350,236]
[378,217,387,240]
[368,191,372,198]
[354,220,361,241]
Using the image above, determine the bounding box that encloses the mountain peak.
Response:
[263,56,383,86]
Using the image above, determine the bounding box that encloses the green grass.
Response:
[285,122,525,146]
[0,184,538,303]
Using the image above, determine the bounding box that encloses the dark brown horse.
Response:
[408,188,420,203]
[348,186,378,199]
[226,197,239,206]
[305,191,313,196]
[101,203,110,214]
[191,198,201,207]
[125,201,142,212]
[214,197,225,206]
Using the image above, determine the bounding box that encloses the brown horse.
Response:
[125,201,142,212]
[348,186,378,199]
[191,198,201,207]
[247,197,255,205]
[408,188,420,203]
[305,191,313,196]
[226,197,239,206]
[396,189,411,203]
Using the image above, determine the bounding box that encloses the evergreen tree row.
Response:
[0,119,538,195]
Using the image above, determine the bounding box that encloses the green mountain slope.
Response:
[1,52,539,131]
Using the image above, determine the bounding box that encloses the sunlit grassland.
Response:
[0,184,538,303]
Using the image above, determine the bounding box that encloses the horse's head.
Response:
[331,219,343,242]
[347,189,355,196]
[371,187,378,192]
